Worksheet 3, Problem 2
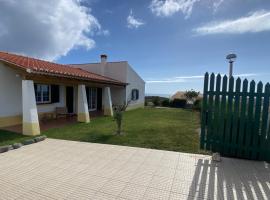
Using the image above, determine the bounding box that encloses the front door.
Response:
[66,86,74,113]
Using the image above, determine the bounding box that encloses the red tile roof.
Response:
[0,51,126,85]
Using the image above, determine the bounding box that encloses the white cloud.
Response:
[213,0,224,13]
[195,10,270,35]
[146,73,258,83]
[0,0,108,61]
[127,10,145,29]
[149,0,227,18]
[149,0,198,18]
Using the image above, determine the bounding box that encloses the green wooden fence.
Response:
[201,72,270,161]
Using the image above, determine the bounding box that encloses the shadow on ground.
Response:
[187,157,270,199]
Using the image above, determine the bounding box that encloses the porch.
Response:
[0,51,127,136]
[1,111,104,134]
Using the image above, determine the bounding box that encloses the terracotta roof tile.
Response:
[0,51,126,85]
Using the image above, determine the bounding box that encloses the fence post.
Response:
[238,79,248,157]
[206,73,215,150]
[252,82,263,159]
[212,74,221,152]
[200,72,209,149]
[219,75,228,155]
[245,80,256,158]
[260,83,270,161]
[231,78,241,156]
[224,76,234,155]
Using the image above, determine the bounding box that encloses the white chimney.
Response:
[100,54,107,64]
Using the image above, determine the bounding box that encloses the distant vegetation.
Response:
[145,90,202,111]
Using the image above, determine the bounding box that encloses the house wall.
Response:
[104,62,128,83]
[71,61,145,109]
[0,63,69,127]
[110,87,126,105]
[73,62,128,106]
[73,62,128,83]
[0,63,23,127]
[76,63,104,77]
[125,64,145,110]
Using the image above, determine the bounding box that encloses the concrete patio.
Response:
[0,139,269,200]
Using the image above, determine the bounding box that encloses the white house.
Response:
[71,55,145,110]
[0,52,145,136]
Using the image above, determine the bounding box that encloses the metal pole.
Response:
[229,61,233,78]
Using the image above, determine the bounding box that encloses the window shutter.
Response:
[136,90,139,100]
[132,90,135,100]
[51,85,60,103]
[34,84,37,101]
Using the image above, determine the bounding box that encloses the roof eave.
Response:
[0,60,127,86]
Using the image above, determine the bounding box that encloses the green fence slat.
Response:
[260,83,270,161]
[252,82,263,159]
[237,79,248,157]
[245,80,256,159]
[266,118,270,161]
[231,78,241,157]
[267,125,270,162]
[200,72,209,149]
[212,74,221,152]
[219,75,228,155]
[264,84,270,161]
[206,73,215,150]
[224,76,234,156]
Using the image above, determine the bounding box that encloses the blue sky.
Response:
[1,0,270,95]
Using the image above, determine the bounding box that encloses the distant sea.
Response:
[146,93,171,98]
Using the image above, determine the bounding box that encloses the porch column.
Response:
[77,84,90,123]
[22,80,40,136]
[103,87,113,116]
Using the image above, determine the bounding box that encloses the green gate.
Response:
[201,73,270,161]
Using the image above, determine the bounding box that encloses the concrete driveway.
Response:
[0,139,269,200]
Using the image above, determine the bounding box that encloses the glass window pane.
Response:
[42,85,49,102]
[36,85,42,102]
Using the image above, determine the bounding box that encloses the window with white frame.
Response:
[131,89,139,101]
[34,84,51,104]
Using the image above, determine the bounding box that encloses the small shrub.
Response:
[161,99,170,107]
[193,99,202,111]
[170,99,187,108]
[113,102,129,135]
[144,101,148,106]
[152,96,161,106]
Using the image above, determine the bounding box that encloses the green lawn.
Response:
[0,108,201,153]
[0,130,35,146]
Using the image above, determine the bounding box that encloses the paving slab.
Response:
[0,139,269,200]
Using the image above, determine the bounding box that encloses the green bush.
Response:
[161,99,170,107]
[144,101,148,106]
[185,90,200,103]
[170,99,187,108]
[193,99,202,111]
[152,96,161,106]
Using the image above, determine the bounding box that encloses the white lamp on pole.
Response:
[226,53,237,78]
